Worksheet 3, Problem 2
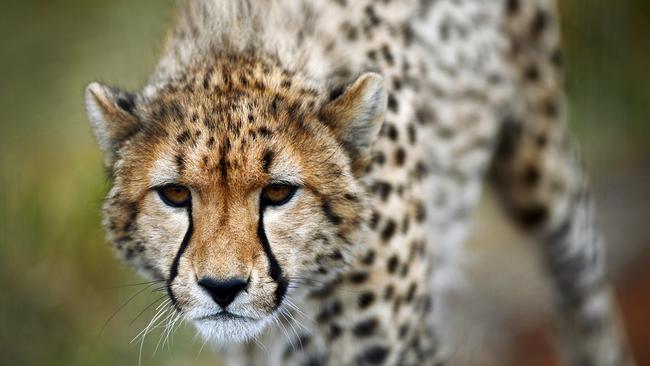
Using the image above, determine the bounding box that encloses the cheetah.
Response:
[85,0,632,365]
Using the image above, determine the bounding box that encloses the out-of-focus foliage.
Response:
[559,0,650,166]
[0,0,647,364]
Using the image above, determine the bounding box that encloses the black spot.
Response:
[394,148,406,166]
[543,99,559,118]
[262,149,274,173]
[398,324,409,339]
[281,79,292,89]
[359,346,389,365]
[374,151,386,165]
[407,124,416,144]
[402,24,414,45]
[358,292,376,309]
[399,264,410,278]
[401,214,410,234]
[239,75,249,86]
[506,0,520,15]
[175,154,185,172]
[405,282,417,302]
[387,255,399,274]
[387,93,398,112]
[437,126,455,139]
[176,130,191,144]
[344,193,358,202]
[329,250,344,261]
[386,124,399,141]
[551,48,563,67]
[524,64,540,82]
[206,136,215,149]
[203,71,212,89]
[415,104,437,126]
[322,200,343,225]
[297,334,312,349]
[302,354,326,366]
[364,5,380,27]
[203,117,216,132]
[522,165,541,187]
[381,44,394,66]
[518,204,548,229]
[495,116,523,158]
[361,250,375,265]
[414,161,429,180]
[349,272,369,284]
[531,9,550,38]
[373,181,392,201]
[392,77,403,90]
[369,211,381,230]
[393,296,403,313]
[121,202,139,232]
[258,127,272,138]
[415,202,426,222]
[317,300,343,323]
[381,219,397,242]
[384,284,394,300]
[353,318,378,337]
[170,102,183,120]
[328,323,342,341]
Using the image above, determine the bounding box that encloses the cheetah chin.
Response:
[191,312,272,344]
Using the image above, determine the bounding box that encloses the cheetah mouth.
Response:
[194,311,257,322]
[190,309,272,343]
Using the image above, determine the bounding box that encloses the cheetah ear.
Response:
[319,72,387,175]
[85,82,139,167]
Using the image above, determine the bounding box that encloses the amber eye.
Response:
[261,184,297,206]
[157,185,191,207]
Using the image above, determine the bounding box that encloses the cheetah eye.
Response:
[261,184,297,206]
[157,185,191,207]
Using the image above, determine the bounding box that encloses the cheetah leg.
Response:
[491,0,633,364]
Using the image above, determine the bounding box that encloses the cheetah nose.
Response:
[198,277,248,309]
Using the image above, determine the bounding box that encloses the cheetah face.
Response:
[85,63,386,343]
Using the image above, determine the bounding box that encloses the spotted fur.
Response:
[86,0,632,365]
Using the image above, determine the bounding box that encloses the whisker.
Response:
[97,279,165,290]
[130,295,168,325]
[100,282,158,335]
[132,299,173,366]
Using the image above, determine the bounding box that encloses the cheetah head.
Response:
[85,57,386,343]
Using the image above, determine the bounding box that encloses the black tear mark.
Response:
[258,203,288,308]
[167,203,194,310]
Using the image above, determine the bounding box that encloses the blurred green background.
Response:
[0,1,648,365]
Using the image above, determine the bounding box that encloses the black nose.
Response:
[198,277,248,309]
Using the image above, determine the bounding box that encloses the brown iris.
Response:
[261,184,296,206]
[158,185,191,207]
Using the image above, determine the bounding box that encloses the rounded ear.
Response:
[85,82,139,167]
[319,73,387,175]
